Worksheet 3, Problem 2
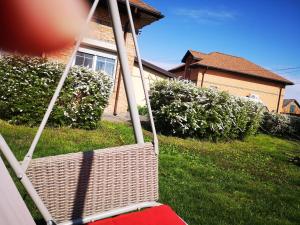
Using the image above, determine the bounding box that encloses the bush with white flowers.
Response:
[0,55,113,129]
[150,79,264,141]
[261,112,300,139]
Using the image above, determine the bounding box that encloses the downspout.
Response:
[113,21,130,116]
[201,67,208,88]
[276,87,283,113]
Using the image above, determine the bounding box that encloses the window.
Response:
[290,104,296,113]
[96,56,116,77]
[75,52,93,69]
[74,48,117,79]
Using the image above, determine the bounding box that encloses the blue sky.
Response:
[138,0,300,102]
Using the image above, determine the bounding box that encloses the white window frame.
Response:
[73,47,118,80]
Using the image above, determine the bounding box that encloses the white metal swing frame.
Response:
[0,0,164,225]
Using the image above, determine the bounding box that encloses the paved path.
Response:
[102,112,149,124]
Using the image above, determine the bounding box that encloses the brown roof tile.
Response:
[189,50,207,60]
[129,0,160,14]
[189,50,293,85]
[181,49,207,63]
[118,0,162,17]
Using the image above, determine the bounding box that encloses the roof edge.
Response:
[181,50,191,63]
[169,64,186,72]
[283,99,300,108]
[190,63,294,85]
[119,0,164,19]
[134,58,175,78]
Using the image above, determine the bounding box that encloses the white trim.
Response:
[82,38,117,52]
[78,47,117,60]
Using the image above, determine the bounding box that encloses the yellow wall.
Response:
[197,69,285,112]
[132,63,170,106]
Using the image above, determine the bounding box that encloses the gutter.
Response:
[276,87,283,113]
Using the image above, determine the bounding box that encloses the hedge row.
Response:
[150,79,264,141]
[0,55,113,129]
[261,112,300,140]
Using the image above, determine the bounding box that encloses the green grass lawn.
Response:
[0,119,299,225]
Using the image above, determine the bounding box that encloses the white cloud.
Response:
[173,8,236,24]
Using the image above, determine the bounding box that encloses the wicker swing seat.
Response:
[26,143,158,224]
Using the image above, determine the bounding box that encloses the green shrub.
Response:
[138,105,148,116]
[150,79,264,141]
[261,112,300,139]
[0,55,113,129]
[290,116,300,136]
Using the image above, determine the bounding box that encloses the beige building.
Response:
[170,50,294,112]
[46,0,165,114]
[282,99,300,116]
[132,59,174,106]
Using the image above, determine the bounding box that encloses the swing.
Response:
[0,1,187,225]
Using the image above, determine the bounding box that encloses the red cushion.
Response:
[88,205,186,225]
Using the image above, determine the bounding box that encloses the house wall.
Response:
[172,66,199,83]
[282,102,300,115]
[172,68,185,78]
[197,68,285,112]
[45,6,145,114]
[131,63,170,106]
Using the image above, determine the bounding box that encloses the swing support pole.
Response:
[108,0,144,144]
[124,0,158,154]
[0,136,55,225]
[21,0,101,172]
[21,0,144,173]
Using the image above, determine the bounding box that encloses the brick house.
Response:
[169,50,294,112]
[282,99,300,116]
[46,0,164,114]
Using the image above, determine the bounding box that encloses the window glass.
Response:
[74,50,116,79]
[290,105,296,113]
[96,57,105,72]
[105,63,115,76]
[96,56,116,78]
[75,52,93,69]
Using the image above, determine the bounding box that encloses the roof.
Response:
[182,49,207,63]
[168,63,186,72]
[128,0,161,15]
[178,50,294,85]
[119,0,163,19]
[283,99,300,108]
[135,58,175,78]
